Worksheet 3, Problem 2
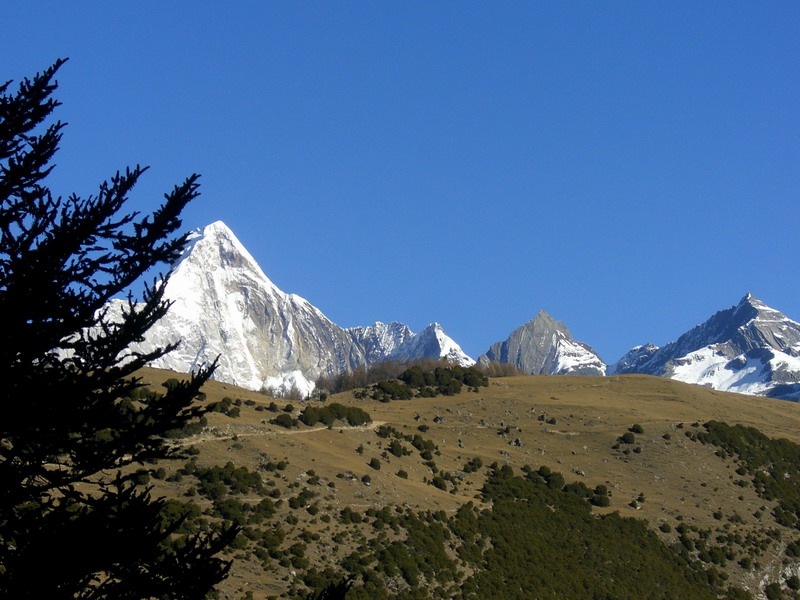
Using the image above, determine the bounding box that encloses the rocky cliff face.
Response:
[478,311,606,376]
[112,221,473,395]
[611,294,800,400]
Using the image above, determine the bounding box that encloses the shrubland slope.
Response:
[134,367,800,600]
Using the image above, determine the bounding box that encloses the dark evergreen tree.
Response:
[0,60,236,598]
[306,577,352,600]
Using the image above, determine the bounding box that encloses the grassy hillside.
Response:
[132,368,800,600]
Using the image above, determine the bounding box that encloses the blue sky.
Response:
[4,2,799,363]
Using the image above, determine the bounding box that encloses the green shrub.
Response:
[388,439,410,457]
[192,462,265,498]
[131,469,150,485]
[431,476,447,490]
[362,364,488,402]
[270,413,296,428]
[299,403,371,427]
[339,507,363,524]
[288,488,317,509]
[463,457,483,473]
[764,583,782,600]
[163,415,208,438]
[208,397,241,418]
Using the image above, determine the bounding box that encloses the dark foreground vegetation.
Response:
[0,61,234,598]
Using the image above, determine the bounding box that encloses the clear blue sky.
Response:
[4,2,799,363]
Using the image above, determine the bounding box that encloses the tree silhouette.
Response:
[0,59,235,598]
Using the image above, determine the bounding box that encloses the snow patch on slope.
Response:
[262,371,316,399]
[669,346,800,398]
[553,332,607,375]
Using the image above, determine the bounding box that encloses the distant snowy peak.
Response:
[551,331,607,376]
[667,345,800,400]
[608,344,659,375]
[126,223,800,403]
[128,221,474,393]
[348,321,414,364]
[680,293,796,351]
[479,310,605,376]
[613,294,800,400]
[348,321,474,367]
[396,323,476,367]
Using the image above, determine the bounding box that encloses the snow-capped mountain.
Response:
[477,310,606,376]
[610,294,800,400]
[115,221,472,395]
[348,321,415,364]
[387,323,475,367]
[348,321,474,368]
[612,344,659,374]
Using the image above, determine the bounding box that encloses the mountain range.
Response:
[110,221,473,397]
[115,221,800,401]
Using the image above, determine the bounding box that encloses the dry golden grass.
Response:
[135,368,800,599]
